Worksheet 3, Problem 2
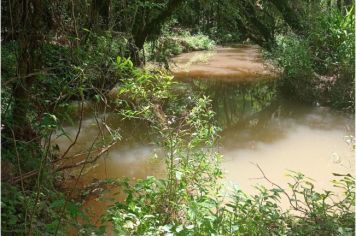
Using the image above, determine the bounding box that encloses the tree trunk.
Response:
[129,38,141,66]
[11,0,46,140]
[90,0,110,30]
[130,0,185,66]
[242,1,273,44]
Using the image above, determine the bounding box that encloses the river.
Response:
[57,45,354,229]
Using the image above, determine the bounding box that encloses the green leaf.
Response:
[49,199,65,209]
[175,171,183,181]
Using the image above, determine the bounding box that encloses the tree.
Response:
[269,0,304,33]
[10,0,50,140]
[130,0,186,65]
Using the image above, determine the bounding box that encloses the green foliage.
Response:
[224,173,355,235]
[2,1,354,235]
[183,33,216,51]
[271,5,355,110]
[274,34,313,78]
[1,31,131,235]
[271,34,316,102]
[308,6,355,76]
[1,181,83,235]
[79,32,130,91]
[107,92,223,235]
[145,29,216,64]
[308,6,355,110]
[113,56,175,122]
[106,171,355,235]
[283,173,355,235]
[1,41,17,81]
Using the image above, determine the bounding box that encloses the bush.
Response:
[310,7,355,111]
[272,34,316,102]
[271,5,354,110]
[308,6,355,76]
[105,166,355,235]
[1,179,82,235]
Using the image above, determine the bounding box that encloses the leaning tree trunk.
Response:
[269,0,304,34]
[130,0,185,66]
[241,1,273,46]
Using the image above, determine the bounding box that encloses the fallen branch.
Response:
[59,96,85,160]
[55,141,117,172]
[12,141,117,183]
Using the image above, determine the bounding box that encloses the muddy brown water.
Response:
[56,45,354,231]
[171,45,274,80]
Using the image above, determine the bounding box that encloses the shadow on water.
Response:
[190,79,277,128]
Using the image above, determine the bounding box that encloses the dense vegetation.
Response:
[1,0,354,235]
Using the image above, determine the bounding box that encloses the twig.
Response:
[70,0,79,47]
[59,94,85,160]
[252,162,308,214]
[54,131,101,236]
[55,141,117,172]
[10,128,25,193]
[5,69,53,86]
[12,143,116,183]
[9,127,28,230]
[28,132,53,236]
[12,170,38,183]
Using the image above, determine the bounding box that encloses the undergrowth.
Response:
[270,6,354,111]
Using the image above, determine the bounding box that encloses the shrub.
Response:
[272,34,316,102]
[270,6,354,110]
[308,6,355,76]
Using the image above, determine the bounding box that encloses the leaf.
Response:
[176,225,184,233]
[175,171,183,181]
[67,202,80,218]
[116,56,122,65]
[185,224,194,230]
[161,224,172,232]
[49,199,65,209]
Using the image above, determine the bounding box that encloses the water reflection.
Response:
[187,79,354,151]
[190,79,277,129]
[179,78,354,197]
